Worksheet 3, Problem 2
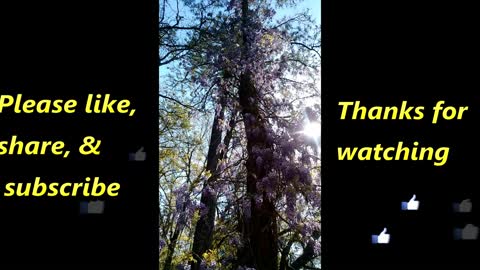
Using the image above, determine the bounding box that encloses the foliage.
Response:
[160,0,320,269]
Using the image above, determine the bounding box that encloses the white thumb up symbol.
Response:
[372,227,390,244]
[407,194,419,210]
[378,228,390,244]
[402,194,419,211]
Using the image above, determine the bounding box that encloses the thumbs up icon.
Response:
[454,224,479,240]
[372,228,390,244]
[129,147,146,161]
[80,200,105,214]
[401,194,419,211]
[453,199,472,213]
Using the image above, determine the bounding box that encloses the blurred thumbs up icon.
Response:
[129,146,146,161]
[453,199,472,213]
[454,224,479,240]
[401,194,419,211]
[372,228,390,244]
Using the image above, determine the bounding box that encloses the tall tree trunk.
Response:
[238,72,278,270]
[191,96,237,270]
[163,227,182,270]
[190,100,225,270]
[236,0,278,269]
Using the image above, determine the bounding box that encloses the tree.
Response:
[160,0,321,269]
[160,102,210,270]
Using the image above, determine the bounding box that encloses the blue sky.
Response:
[160,0,320,76]
[276,0,321,24]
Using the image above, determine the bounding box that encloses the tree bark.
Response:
[236,0,279,269]
[191,96,237,270]
[163,227,181,270]
[238,71,278,270]
[190,100,225,270]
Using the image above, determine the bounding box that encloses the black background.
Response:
[0,0,158,267]
[322,0,480,269]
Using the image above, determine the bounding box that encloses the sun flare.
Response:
[302,121,320,138]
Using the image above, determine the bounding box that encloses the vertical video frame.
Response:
[160,0,320,269]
